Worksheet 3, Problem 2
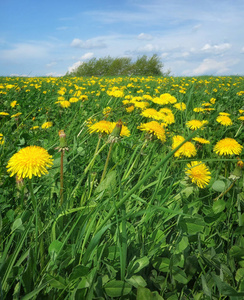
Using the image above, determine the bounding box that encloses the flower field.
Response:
[0,75,244,299]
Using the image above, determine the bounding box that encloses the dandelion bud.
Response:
[110,120,122,138]
[57,130,69,151]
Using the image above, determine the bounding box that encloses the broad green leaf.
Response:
[172,266,188,284]
[213,199,226,214]
[95,170,117,195]
[104,280,132,297]
[46,274,66,289]
[130,256,150,274]
[11,218,24,232]
[235,268,244,282]
[69,265,90,281]
[201,274,211,298]
[48,240,63,261]
[152,257,170,272]
[136,287,164,300]
[126,275,147,288]
[212,273,244,296]
[176,236,189,253]
[230,246,244,259]
[212,180,226,192]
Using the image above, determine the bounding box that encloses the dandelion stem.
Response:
[100,142,114,183]
[60,150,64,206]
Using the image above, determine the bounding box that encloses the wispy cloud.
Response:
[80,52,94,60]
[1,42,50,62]
[70,38,107,49]
[137,33,153,41]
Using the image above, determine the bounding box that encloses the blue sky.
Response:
[1,0,244,77]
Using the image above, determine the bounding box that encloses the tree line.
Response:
[67,54,170,77]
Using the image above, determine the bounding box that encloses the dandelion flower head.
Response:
[214,137,243,156]
[186,120,208,130]
[216,115,232,126]
[6,146,53,179]
[42,122,53,129]
[193,137,210,144]
[88,120,112,135]
[185,161,211,188]
[138,121,166,142]
[174,102,186,111]
[172,135,197,158]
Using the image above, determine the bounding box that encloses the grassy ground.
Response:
[0,75,244,299]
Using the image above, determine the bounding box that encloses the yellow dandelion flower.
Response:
[216,115,232,126]
[6,146,53,179]
[193,137,210,144]
[88,120,112,135]
[122,100,130,105]
[159,108,175,125]
[186,120,208,130]
[30,126,39,130]
[10,100,18,108]
[193,107,205,113]
[238,116,244,121]
[58,96,65,101]
[152,93,177,105]
[79,95,88,101]
[239,109,244,114]
[126,105,135,113]
[103,107,112,116]
[218,112,230,116]
[185,161,211,188]
[174,102,186,111]
[141,108,164,120]
[133,101,150,110]
[138,121,166,142]
[210,98,216,104]
[201,102,212,107]
[58,100,71,108]
[0,112,10,116]
[172,135,197,158]
[0,133,4,145]
[69,97,79,103]
[214,138,243,156]
[11,112,22,118]
[41,122,53,129]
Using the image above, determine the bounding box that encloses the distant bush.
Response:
[67,54,170,77]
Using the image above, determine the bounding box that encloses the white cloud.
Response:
[68,61,83,73]
[80,52,94,60]
[137,33,153,41]
[161,52,169,58]
[70,38,106,49]
[201,43,232,54]
[1,43,49,61]
[137,43,159,53]
[192,58,237,75]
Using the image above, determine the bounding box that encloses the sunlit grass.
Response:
[0,75,244,299]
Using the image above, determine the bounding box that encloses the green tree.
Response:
[67,54,168,77]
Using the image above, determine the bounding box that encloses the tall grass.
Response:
[0,75,244,299]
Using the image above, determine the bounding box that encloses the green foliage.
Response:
[68,54,167,77]
[0,75,244,299]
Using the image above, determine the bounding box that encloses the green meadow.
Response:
[0,75,244,299]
